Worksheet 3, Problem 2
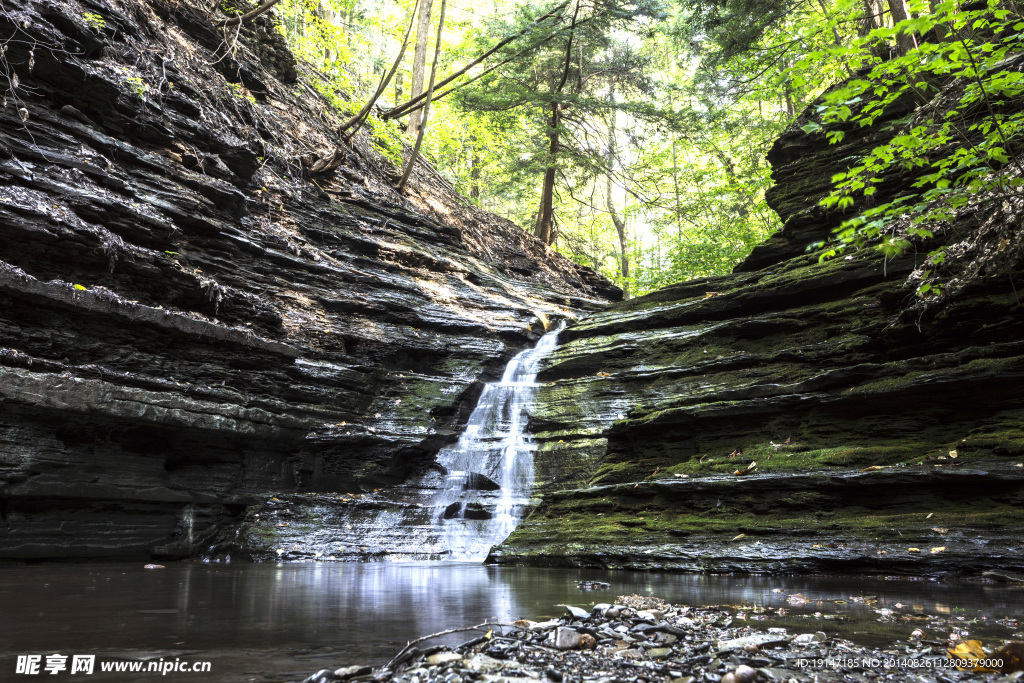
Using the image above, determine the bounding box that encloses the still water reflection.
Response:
[0,562,1020,681]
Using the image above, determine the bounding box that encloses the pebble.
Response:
[552,626,581,650]
[565,604,590,620]
[302,594,1020,683]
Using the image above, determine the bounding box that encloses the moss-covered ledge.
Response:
[490,461,1024,574]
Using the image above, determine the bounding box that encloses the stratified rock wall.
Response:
[0,0,613,559]
[497,72,1024,575]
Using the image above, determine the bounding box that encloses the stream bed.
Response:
[1,562,1021,681]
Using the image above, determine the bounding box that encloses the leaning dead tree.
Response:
[338,0,421,139]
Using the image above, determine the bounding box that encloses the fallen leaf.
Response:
[949,449,958,458]
[908,547,921,553]
[931,546,946,553]
[947,640,998,672]
[931,527,948,534]
[731,533,746,541]
[926,512,934,519]
[862,465,886,472]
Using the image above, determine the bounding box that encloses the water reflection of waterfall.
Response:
[432,323,564,561]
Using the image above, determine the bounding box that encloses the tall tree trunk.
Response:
[667,90,683,241]
[340,0,420,138]
[534,109,559,245]
[407,0,435,135]
[927,0,949,41]
[395,71,404,106]
[384,1,569,121]
[397,0,447,190]
[606,87,630,300]
[887,0,916,53]
[469,135,481,200]
[533,0,581,246]
[861,0,882,31]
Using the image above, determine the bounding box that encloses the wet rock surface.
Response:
[0,0,612,560]
[496,60,1024,574]
[299,594,1024,683]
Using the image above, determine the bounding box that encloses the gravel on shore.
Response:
[301,594,1024,683]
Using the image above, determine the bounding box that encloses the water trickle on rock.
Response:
[247,324,566,562]
[431,323,564,561]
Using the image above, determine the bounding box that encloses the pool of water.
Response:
[1,562,1020,681]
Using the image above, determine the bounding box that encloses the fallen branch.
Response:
[339,0,420,137]
[214,0,283,28]
[383,622,496,671]
[382,0,568,121]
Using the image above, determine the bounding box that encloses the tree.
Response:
[407,0,435,135]
[398,0,448,189]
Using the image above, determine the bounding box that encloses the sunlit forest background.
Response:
[260,0,964,297]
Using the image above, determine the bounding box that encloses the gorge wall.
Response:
[3,0,1023,574]
[494,68,1024,575]
[0,0,614,560]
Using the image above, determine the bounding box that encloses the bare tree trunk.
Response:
[533,0,581,246]
[534,112,559,245]
[397,0,447,190]
[606,86,630,300]
[395,71,404,106]
[340,0,420,137]
[813,0,853,75]
[887,0,916,53]
[384,1,569,121]
[667,89,683,240]
[407,0,435,135]
[861,0,882,30]
[928,0,948,41]
[469,136,480,200]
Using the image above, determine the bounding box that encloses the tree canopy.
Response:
[264,0,1024,297]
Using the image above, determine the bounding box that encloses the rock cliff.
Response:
[495,65,1024,574]
[0,0,613,559]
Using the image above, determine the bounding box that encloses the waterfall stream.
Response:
[263,323,566,563]
[431,322,564,561]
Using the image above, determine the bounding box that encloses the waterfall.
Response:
[276,323,566,563]
[431,322,564,561]
[183,503,195,546]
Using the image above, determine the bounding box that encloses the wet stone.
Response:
[565,605,590,620]
[552,626,581,650]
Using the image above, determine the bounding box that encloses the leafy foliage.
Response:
[800,0,1024,295]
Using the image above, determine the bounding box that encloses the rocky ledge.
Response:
[0,0,612,560]
[494,58,1024,574]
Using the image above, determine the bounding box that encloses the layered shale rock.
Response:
[495,68,1024,574]
[0,0,612,560]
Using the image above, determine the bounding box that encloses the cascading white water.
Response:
[432,322,564,561]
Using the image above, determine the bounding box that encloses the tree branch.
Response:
[214,0,283,28]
